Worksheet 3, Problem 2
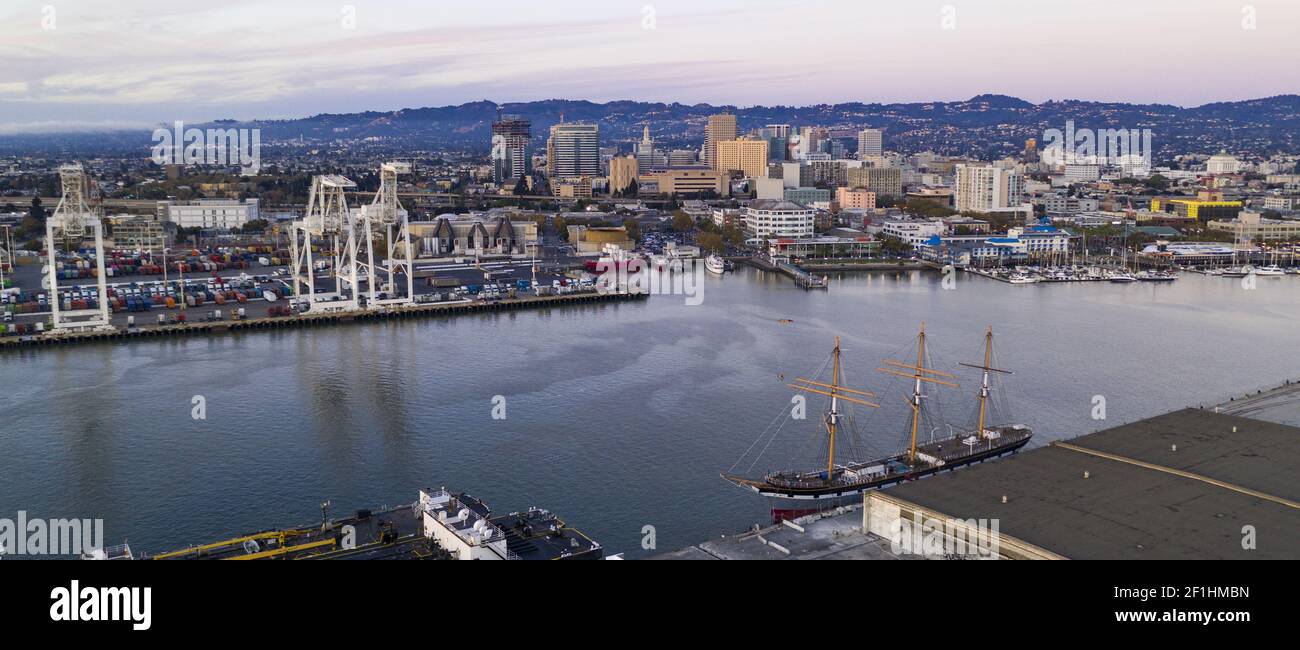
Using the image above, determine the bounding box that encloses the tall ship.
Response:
[722,324,1032,520]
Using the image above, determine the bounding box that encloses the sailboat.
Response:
[722,324,1033,520]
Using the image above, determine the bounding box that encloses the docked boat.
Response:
[1109,273,1137,283]
[705,254,726,275]
[1220,266,1250,278]
[1136,270,1176,282]
[1254,265,1285,276]
[722,324,1033,520]
[1007,273,1037,284]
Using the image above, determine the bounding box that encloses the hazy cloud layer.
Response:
[1,0,1297,132]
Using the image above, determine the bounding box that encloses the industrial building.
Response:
[567,225,633,254]
[1150,197,1243,222]
[410,213,539,258]
[159,198,260,230]
[864,409,1300,559]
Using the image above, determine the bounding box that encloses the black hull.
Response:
[734,434,1031,503]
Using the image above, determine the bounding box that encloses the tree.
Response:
[671,211,695,232]
[722,224,745,246]
[624,219,641,243]
[879,235,912,256]
[29,197,46,223]
[698,232,724,253]
[239,219,269,233]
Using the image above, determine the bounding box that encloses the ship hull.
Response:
[726,433,1031,515]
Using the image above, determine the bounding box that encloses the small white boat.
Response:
[705,254,726,275]
[1220,267,1250,278]
[1254,265,1285,276]
[1136,271,1176,282]
[1109,273,1137,283]
[1007,273,1037,284]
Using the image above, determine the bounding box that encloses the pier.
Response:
[743,255,829,289]
[0,290,646,350]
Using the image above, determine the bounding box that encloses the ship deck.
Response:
[148,505,447,560]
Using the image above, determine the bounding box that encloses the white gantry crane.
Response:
[358,162,414,308]
[46,164,112,331]
[288,174,359,313]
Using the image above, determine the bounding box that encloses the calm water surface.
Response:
[2,268,1297,557]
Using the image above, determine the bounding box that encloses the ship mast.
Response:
[828,336,840,478]
[788,338,879,482]
[879,322,959,466]
[960,327,1012,439]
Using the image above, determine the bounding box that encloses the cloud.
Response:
[0,0,1297,131]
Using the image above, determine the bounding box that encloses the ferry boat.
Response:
[722,324,1033,520]
[705,254,726,275]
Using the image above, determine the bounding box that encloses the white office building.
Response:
[858,128,883,158]
[955,164,1025,213]
[881,218,946,246]
[744,199,815,240]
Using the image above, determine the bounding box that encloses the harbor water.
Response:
[1,268,1298,558]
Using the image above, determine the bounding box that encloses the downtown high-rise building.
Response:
[704,113,737,168]
[491,115,532,184]
[858,128,883,158]
[716,137,769,178]
[546,123,600,178]
[763,124,790,162]
[635,125,667,169]
[954,164,1025,213]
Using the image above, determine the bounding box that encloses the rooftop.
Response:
[883,409,1300,559]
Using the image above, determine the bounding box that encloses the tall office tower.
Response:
[763,124,791,162]
[858,128,883,158]
[547,123,600,178]
[716,137,770,178]
[635,125,666,170]
[705,113,737,168]
[609,155,639,194]
[491,115,532,184]
[954,164,1025,213]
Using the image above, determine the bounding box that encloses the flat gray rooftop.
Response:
[652,504,915,561]
[883,408,1300,559]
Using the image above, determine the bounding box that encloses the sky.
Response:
[0,0,1297,134]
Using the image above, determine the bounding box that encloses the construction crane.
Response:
[358,162,414,308]
[288,174,358,313]
[46,164,112,331]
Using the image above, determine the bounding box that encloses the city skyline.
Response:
[2,0,1299,134]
